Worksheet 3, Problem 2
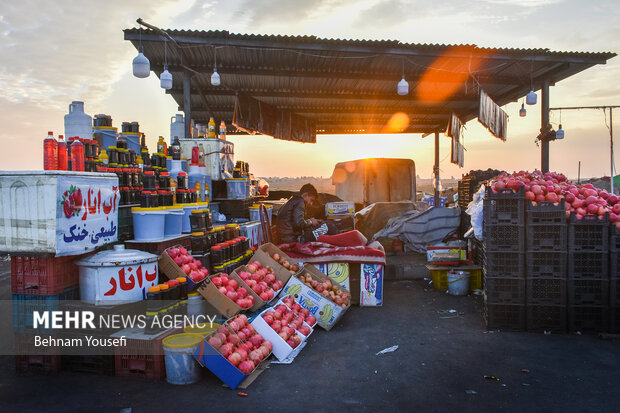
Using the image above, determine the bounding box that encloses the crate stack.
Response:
[525,200,568,333]
[482,187,527,331]
[567,213,610,333]
[610,226,620,332]
[11,256,81,372]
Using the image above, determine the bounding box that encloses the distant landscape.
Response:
[259,176,461,197]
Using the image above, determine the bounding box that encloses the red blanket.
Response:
[278,231,386,265]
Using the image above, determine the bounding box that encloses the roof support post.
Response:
[541,80,550,173]
[434,131,440,207]
[183,70,192,139]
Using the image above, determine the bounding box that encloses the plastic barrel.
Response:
[162,333,204,385]
[164,207,184,237]
[131,207,166,241]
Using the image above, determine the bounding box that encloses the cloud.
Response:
[0,0,178,111]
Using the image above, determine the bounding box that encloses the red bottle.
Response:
[57,134,68,170]
[43,131,58,170]
[70,137,85,171]
[191,145,200,164]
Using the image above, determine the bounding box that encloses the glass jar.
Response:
[191,232,206,254]
[190,209,208,233]
[159,172,171,190]
[140,191,159,208]
[210,245,223,268]
[143,171,157,190]
[177,172,188,190]
[240,236,250,253]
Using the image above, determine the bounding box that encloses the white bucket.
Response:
[447,271,470,296]
[162,333,204,385]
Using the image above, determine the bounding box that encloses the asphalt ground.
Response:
[0,258,619,412]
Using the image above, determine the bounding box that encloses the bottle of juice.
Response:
[191,145,200,164]
[70,138,85,171]
[57,134,68,170]
[208,117,216,139]
[99,148,109,170]
[43,131,58,170]
[157,136,167,155]
[219,121,227,140]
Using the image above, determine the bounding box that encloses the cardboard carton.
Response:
[159,245,207,291]
[197,274,243,319]
[193,318,271,390]
[250,307,305,361]
[282,264,351,331]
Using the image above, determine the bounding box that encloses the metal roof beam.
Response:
[124,31,614,64]
[150,64,521,85]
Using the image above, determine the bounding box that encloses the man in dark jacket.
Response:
[276,184,320,243]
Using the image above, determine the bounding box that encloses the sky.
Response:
[1,0,619,180]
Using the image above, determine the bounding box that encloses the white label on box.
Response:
[56,175,119,256]
[360,264,383,306]
[326,202,354,215]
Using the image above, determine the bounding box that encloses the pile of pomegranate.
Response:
[261,302,313,349]
[211,274,255,309]
[166,247,209,283]
[269,252,300,273]
[207,314,273,375]
[239,260,284,302]
[490,170,620,228]
[298,271,351,307]
[282,295,317,327]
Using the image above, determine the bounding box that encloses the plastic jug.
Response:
[43,131,58,170]
[188,164,205,202]
[170,114,185,144]
[64,101,93,140]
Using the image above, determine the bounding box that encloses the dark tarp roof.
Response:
[124,28,615,139]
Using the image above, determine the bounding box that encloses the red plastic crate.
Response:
[114,328,181,380]
[14,333,61,373]
[11,255,79,295]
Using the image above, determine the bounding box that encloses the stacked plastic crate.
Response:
[567,213,610,333]
[11,256,80,372]
[482,187,526,331]
[610,226,620,333]
[525,200,568,333]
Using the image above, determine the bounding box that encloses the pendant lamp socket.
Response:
[519,103,527,117]
[397,76,409,96]
[160,65,172,89]
[211,67,221,86]
[526,89,537,105]
[132,45,150,78]
[555,124,565,140]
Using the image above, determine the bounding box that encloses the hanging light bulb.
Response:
[519,102,527,117]
[132,27,150,78]
[526,89,537,105]
[397,59,408,95]
[211,67,221,86]
[555,124,565,139]
[133,45,150,78]
[160,65,172,89]
[160,39,172,89]
[211,47,221,86]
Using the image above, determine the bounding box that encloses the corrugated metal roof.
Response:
[123,28,616,139]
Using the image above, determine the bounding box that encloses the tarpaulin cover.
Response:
[371,207,461,253]
[355,201,418,240]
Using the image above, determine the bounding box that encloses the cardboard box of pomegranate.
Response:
[250,307,305,361]
[263,297,316,342]
[282,264,351,331]
[233,263,289,309]
[159,245,209,291]
[312,262,350,290]
[197,273,246,319]
[193,315,273,390]
[251,243,298,283]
